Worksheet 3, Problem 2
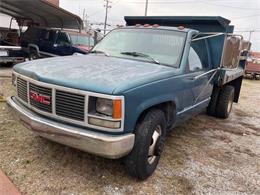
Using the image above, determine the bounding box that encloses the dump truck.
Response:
[7,16,249,179]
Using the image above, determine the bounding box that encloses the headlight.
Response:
[96,98,113,116]
[12,73,16,86]
[88,96,123,129]
[89,97,122,118]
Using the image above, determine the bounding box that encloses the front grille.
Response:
[16,76,86,123]
[17,77,28,102]
[56,90,85,121]
[29,83,52,113]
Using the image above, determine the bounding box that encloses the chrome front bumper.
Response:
[7,96,135,159]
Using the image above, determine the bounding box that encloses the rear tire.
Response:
[215,85,235,119]
[125,109,166,180]
[207,87,220,116]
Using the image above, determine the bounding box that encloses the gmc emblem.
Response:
[30,91,51,105]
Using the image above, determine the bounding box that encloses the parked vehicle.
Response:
[0,0,88,63]
[245,52,260,79]
[21,26,94,59]
[8,16,249,179]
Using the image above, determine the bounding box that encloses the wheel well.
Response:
[28,44,40,55]
[136,101,176,128]
[29,47,37,53]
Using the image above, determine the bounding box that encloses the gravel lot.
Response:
[0,67,259,195]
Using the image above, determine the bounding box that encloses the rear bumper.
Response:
[7,96,135,159]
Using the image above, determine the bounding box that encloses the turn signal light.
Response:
[113,100,122,119]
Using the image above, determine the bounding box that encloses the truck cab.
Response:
[8,16,249,179]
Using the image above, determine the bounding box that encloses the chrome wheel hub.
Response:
[227,96,233,114]
[148,125,162,164]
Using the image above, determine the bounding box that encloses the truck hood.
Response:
[13,55,177,94]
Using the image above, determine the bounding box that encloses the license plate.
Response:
[0,50,8,56]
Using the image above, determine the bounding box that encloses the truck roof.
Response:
[125,16,232,33]
[117,26,192,33]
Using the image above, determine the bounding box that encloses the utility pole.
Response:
[104,0,112,35]
[249,30,254,42]
[83,9,90,32]
[145,0,148,16]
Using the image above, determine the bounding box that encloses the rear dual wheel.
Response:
[207,85,235,119]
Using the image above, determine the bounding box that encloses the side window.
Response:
[190,39,210,70]
[188,47,203,71]
[56,32,70,46]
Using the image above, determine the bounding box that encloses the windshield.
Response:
[70,34,94,46]
[93,28,186,67]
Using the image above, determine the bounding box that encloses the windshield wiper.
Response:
[90,50,110,56]
[120,51,160,64]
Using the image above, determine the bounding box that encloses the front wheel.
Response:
[125,109,166,180]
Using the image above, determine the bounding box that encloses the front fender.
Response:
[122,75,186,133]
[135,95,179,121]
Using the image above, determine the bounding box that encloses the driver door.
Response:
[184,40,214,113]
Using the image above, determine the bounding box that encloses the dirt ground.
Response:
[0,67,259,195]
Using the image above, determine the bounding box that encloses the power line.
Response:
[123,0,260,10]
[198,0,260,11]
[123,0,193,2]
[232,14,260,20]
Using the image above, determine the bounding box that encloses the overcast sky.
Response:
[60,0,260,50]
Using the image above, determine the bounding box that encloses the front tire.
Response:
[125,109,166,180]
[216,85,235,119]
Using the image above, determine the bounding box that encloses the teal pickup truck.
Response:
[8,16,250,179]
